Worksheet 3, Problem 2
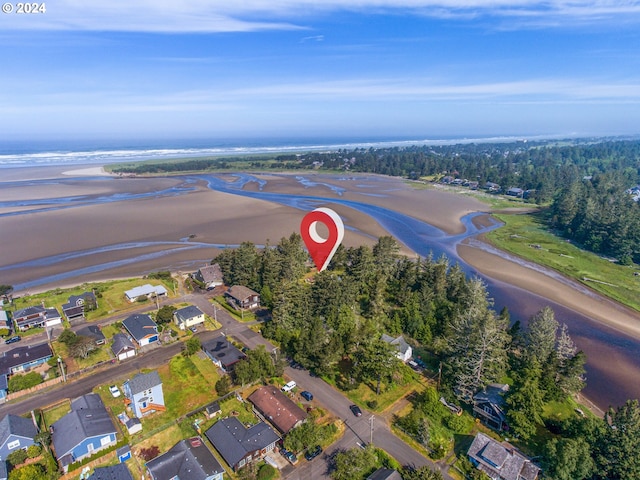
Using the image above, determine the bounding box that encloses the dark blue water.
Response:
[2,171,639,408]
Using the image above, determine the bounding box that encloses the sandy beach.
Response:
[2,166,640,408]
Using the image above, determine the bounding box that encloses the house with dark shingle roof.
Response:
[224,286,260,310]
[0,414,38,460]
[467,432,540,480]
[122,314,158,347]
[173,305,205,331]
[367,468,403,480]
[12,305,61,331]
[194,264,224,290]
[123,371,165,418]
[202,336,246,372]
[62,292,97,322]
[473,383,509,431]
[51,393,117,472]
[111,334,136,361]
[205,417,279,471]
[77,325,106,346]
[146,436,224,480]
[248,386,307,435]
[0,342,53,377]
[87,463,134,480]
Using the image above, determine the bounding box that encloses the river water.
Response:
[3,171,639,409]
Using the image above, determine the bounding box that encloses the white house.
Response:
[381,334,412,362]
[173,305,205,330]
[124,284,168,303]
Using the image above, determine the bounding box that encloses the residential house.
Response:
[506,187,524,198]
[0,462,6,480]
[205,401,221,420]
[12,305,61,331]
[122,314,158,347]
[88,464,134,480]
[224,286,260,311]
[194,264,224,290]
[467,432,540,480]
[0,342,53,377]
[205,417,279,471]
[111,334,136,361]
[202,336,246,372]
[0,311,11,333]
[173,305,205,330]
[146,436,224,480]
[367,468,403,480]
[123,371,165,418]
[76,325,106,346]
[52,393,118,472]
[473,384,510,432]
[62,292,97,322]
[0,414,38,460]
[484,181,501,192]
[381,334,412,362]
[124,284,167,303]
[248,385,307,435]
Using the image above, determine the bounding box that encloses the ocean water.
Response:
[0,135,544,169]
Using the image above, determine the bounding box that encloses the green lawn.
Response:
[486,211,640,312]
[41,401,71,427]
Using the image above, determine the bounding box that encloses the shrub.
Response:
[138,445,160,461]
[367,399,378,410]
[0,327,9,337]
[7,448,28,466]
[26,444,42,458]
[257,463,277,480]
[8,372,43,393]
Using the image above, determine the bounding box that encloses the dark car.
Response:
[281,449,298,465]
[304,445,322,461]
[300,390,313,401]
[349,404,362,417]
[4,336,20,344]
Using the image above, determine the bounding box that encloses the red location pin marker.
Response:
[300,207,345,272]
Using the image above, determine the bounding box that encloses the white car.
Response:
[109,385,121,398]
[281,381,296,393]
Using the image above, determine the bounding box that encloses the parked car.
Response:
[349,404,362,417]
[189,326,197,332]
[282,380,296,392]
[300,390,313,401]
[304,445,322,461]
[109,385,121,398]
[281,448,298,465]
[4,336,20,344]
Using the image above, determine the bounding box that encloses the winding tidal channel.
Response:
[2,171,639,410]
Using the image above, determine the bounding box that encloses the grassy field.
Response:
[485,211,640,312]
[41,400,71,427]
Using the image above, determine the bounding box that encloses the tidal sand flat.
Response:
[3,167,640,408]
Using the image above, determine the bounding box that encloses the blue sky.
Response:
[1,1,640,142]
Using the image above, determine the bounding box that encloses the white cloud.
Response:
[1,1,639,32]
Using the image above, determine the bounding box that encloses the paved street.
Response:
[0,290,451,479]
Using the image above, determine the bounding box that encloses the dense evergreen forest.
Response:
[114,138,640,264]
[212,234,640,479]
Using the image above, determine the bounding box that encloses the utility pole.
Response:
[369,415,374,445]
[437,361,442,392]
[57,356,66,382]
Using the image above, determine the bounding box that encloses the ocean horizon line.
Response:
[0,133,617,169]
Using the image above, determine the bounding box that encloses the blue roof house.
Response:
[0,414,38,460]
[123,371,165,418]
[51,394,117,472]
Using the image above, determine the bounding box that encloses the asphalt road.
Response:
[0,291,450,479]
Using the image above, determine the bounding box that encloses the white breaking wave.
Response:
[0,134,565,168]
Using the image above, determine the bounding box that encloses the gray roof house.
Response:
[173,305,205,330]
[473,383,509,431]
[381,334,412,362]
[122,314,158,347]
[88,463,134,480]
[52,394,118,471]
[367,468,403,480]
[146,436,224,480]
[123,371,165,418]
[467,432,540,480]
[62,292,97,322]
[0,342,53,376]
[77,325,106,345]
[0,461,6,480]
[0,414,38,460]
[205,417,279,471]
[111,334,136,361]
[194,264,224,290]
